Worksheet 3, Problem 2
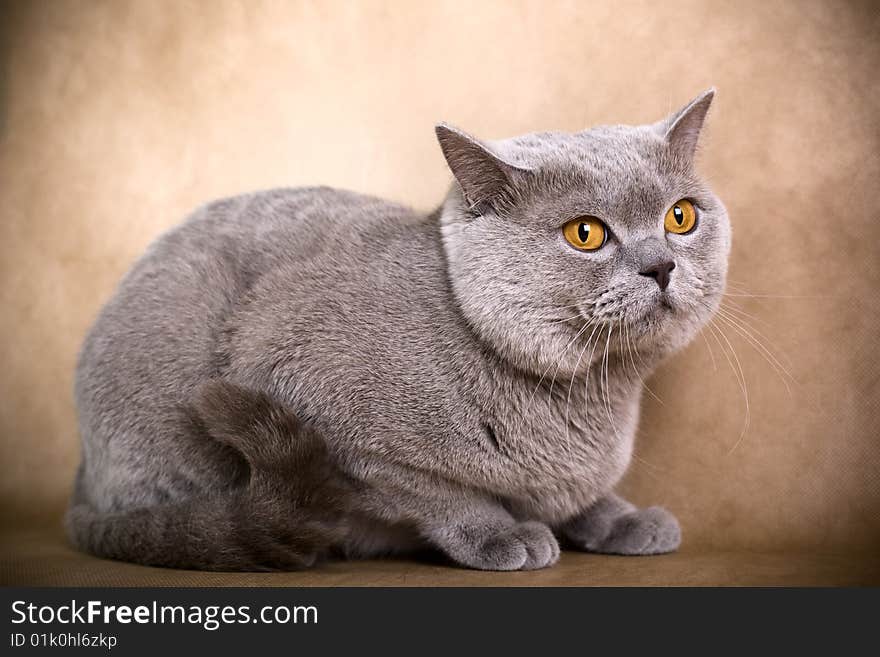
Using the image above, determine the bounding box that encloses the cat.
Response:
[66,89,729,571]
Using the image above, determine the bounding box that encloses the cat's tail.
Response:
[65,381,352,571]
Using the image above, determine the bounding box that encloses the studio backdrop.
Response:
[1,0,878,583]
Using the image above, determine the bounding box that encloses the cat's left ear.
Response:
[656,88,715,161]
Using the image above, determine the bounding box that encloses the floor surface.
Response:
[2,526,877,587]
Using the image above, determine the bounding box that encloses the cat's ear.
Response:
[435,123,527,212]
[656,88,715,161]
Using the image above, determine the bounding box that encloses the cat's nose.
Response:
[639,260,676,291]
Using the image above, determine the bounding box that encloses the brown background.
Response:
[1,0,878,584]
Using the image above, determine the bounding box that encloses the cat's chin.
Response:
[620,297,710,355]
[623,298,679,333]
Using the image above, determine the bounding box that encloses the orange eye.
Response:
[664,199,697,234]
[562,217,607,251]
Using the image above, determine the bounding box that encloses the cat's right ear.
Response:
[435,123,527,212]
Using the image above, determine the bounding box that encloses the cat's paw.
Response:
[576,506,681,556]
[468,521,560,571]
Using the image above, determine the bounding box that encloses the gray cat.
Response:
[67,90,729,571]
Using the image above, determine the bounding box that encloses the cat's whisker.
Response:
[722,292,827,299]
[720,299,775,332]
[721,294,765,321]
[712,310,796,397]
[624,322,663,404]
[718,303,796,372]
[573,323,607,452]
[698,326,719,372]
[542,314,588,325]
[548,315,584,324]
[520,301,596,324]
[622,454,663,482]
[629,453,664,482]
[549,301,598,313]
[707,320,751,455]
[549,319,600,399]
[721,298,767,324]
[628,431,668,473]
[700,299,796,396]
[518,317,598,435]
[724,286,751,298]
[627,322,657,376]
[600,326,622,442]
[713,304,796,376]
[529,308,584,321]
[563,321,603,460]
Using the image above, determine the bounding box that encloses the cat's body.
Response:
[68,91,728,570]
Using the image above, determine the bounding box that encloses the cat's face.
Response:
[439,91,730,377]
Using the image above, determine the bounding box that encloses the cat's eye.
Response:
[664,199,697,234]
[562,217,607,251]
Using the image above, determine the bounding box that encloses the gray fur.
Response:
[67,90,728,571]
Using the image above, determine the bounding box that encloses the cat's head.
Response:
[437,90,729,377]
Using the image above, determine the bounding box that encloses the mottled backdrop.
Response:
[1,0,878,556]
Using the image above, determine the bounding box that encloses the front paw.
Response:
[568,506,681,556]
[467,521,560,571]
